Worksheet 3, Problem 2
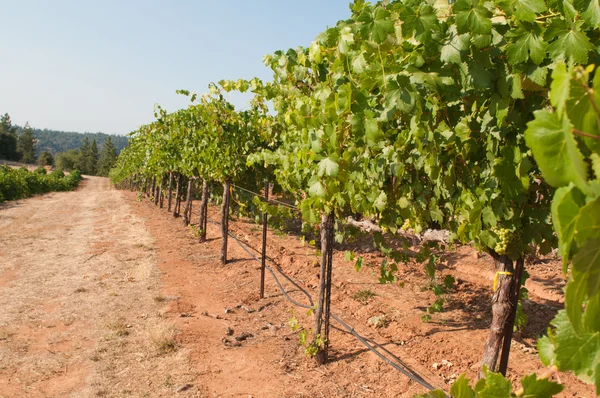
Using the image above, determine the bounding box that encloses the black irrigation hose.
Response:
[203,215,441,393]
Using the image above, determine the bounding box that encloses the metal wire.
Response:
[231,183,299,211]
[203,215,441,393]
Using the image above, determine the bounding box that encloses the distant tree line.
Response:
[17,127,129,156]
[0,112,122,176]
[56,137,118,176]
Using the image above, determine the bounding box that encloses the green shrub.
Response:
[0,165,81,202]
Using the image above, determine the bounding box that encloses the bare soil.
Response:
[0,178,594,397]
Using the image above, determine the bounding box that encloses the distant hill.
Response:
[14,126,129,156]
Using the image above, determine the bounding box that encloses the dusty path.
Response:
[0,178,593,397]
[0,177,199,397]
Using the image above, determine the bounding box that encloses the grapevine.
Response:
[109,0,600,394]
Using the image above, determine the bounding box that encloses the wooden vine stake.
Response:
[480,254,515,377]
[260,181,268,299]
[167,172,174,212]
[151,176,156,201]
[174,173,182,217]
[198,179,209,242]
[154,176,160,206]
[220,179,231,265]
[159,174,165,208]
[314,212,334,365]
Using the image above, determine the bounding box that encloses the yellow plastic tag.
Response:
[493,271,514,291]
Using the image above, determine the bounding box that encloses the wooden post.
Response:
[151,176,156,201]
[498,257,525,375]
[154,177,160,206]
[220,179,231,265]
[183,178,193,226]
[199,179,209,242]
[159,174,165,208]
[315,212,334,364]
[173,173,182,217]
[480,254,515,377]
[167,172,174,212]
[260,181,269,299]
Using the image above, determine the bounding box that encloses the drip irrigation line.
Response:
[203,216,440,393]
[231,183,299,211]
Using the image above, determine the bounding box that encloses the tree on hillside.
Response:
[55,149,82,171]
[0,113,19,161]
[17,123,36,164]
[79,137,99,175]
[38,151,54,167]
[97,137,118,176]
[89,139,99,175]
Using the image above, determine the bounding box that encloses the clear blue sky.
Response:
[0,1,353,135]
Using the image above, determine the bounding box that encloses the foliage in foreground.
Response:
[0,165,82,202]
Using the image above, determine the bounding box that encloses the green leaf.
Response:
[441,26,470,64]
[354,256,364,271]
[318,158,339,177]
[551,185,585,266]
[572,238,600,297]
[582,0,600,28]
[565,273,588,333]
[550,310,600,388]
[537,335,556,366]
[400,4,439,44]
[591,153,600,180]
[469,62,493,89]
[351,53,367,73]
[524,110,589,190]
[545,20,594,64]
[309,181,326,198]
[344,250,354,261]
[520,373,564,397]
[549,62,570,115]
[508,0,547,22]
[374,191,387,212]
[454,0,493,35]
[365,114,382,146]
[450,374,476,398]
[574,198,600,245]
[476,367,512,397]
[506,23,548,65]
[359,6,395,44]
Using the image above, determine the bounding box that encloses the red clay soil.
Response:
[127,190,593,398]
[0,177,592,397]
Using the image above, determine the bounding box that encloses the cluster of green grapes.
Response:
[400,218,412,232]
[492,227,512,255]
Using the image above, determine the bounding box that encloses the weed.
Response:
[352,289,376,304]
[153,295,167,303]
[108,319,130,337]
[147,323,177,354]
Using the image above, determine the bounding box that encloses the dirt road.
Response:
[0,177,198,397]
[0,177,593,397]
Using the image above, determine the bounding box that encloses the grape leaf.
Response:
[551,184,585,267]
[318,158,340,177]
[524,110,589,190]
[545,20,594,64]
[520,374,564,397]
[454,0,493,35]
[506,23,548,65]
[572,238,600,297]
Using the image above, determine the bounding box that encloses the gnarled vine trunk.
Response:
[480,253,514,377]
[314,212,334,365]
[198,179,209,242]
[167,172,174,212]
[183,179,193,226]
